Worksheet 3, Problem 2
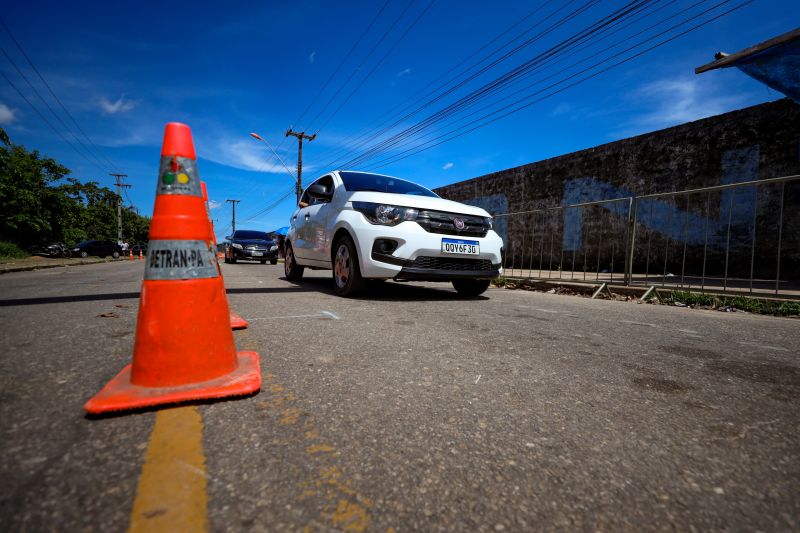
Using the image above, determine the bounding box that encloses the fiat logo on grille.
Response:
[453,217,465,230]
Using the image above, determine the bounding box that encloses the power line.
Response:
[0,45,113,174]
[290,0,392,133]
[318,0,557,167]
[339,0,637,169]
[312,0,438,136]
[326,0,601,169]
[349,0,676,166]
[301,0,420,133]
[1,71,109,173]
[363,0,753,171]
[0,17,120,172]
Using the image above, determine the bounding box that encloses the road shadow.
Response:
[0,286,317,307]
[282,276,489,302]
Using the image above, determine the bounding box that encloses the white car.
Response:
[284,170,503,297]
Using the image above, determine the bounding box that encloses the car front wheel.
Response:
[80,251,88,258]
[284,243,304,281]
[332,236,366,297]
[112,251,120,259]
[452,279,491,297]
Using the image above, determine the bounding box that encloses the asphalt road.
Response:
[1,260,798,532]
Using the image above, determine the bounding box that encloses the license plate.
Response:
[251,251,263,257]
[441,238,479,255]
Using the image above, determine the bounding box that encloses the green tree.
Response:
[0,144,69,246]
[0,142,150,249]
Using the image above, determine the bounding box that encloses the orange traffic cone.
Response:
[129,249,134,260]
[139,249,144,260]
[84,122,260,414]
[200,181,249,331]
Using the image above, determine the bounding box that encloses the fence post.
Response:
[625,195,637,286]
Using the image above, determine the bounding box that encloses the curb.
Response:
[0,257,123,275]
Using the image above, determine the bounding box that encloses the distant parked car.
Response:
[224,230,279,264]
[71,240,123,259]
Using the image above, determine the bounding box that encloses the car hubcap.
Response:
[334,244,350,288]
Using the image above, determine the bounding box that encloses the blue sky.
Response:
[1,1,796,241]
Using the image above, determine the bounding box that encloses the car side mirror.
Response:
[307,183,333,201]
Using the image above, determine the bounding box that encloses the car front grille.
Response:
[415,210,488,237]
[410,256,495,271]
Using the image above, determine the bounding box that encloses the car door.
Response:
[294,175,335,265]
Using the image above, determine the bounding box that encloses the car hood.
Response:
[233,239,275,246]
[345,191,491,217]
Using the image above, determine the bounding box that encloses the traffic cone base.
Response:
[84,351,260,414]
[230,311,248,330]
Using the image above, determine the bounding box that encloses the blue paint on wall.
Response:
[560,146,760,251]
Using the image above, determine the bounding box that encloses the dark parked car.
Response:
[71,240,123,259]
[224,230,279,264]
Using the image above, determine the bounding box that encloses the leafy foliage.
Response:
[0,240,27,259]
[0,142,149,250]
[670,290,800,316]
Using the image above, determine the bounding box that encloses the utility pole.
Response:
[109,173,130,243]
[226,199,240,234]
[285,129,316,203]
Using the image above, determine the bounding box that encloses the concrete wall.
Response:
[434,99,800,281]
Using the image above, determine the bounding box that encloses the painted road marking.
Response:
[249,311,341,321]
[621,320,659,328]
[737,341,789,352]
[129,406,208,533]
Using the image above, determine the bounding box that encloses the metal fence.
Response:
[496,174,800,298]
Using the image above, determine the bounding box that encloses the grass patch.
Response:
[492,276,507,287]
[670,290,800,317]
[0,241,28,261]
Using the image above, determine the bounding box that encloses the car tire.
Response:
[112,251,120,259]
[270,258,278,265]
[260,259,267,264]
[452,279,491,297]
[230,257,237,264]
[224,256,229,264]
[332,235,366,297]
[284,243,304,281]
[80,251,88,258]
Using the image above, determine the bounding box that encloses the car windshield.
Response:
[76,240,95,246]
[339,171,438,197]
[233,231,271,241]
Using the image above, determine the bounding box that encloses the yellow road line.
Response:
[129,406,208,533]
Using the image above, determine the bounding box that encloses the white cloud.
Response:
[627,77,746,130]
[98,95,136,115]
[0,103,17,124]
[208,200,222,210]
[397,68,411,77]
[550,102,572,116]
[442,162,454,170]
[309,51,316,64]
[201,134,309,176]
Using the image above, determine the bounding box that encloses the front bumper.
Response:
[230,248,279,261]
[343,215,504,280]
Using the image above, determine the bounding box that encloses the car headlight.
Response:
[352,202,418,226]
[484,217,493,230]
[269,245,278,251]
[232,243,243,250]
